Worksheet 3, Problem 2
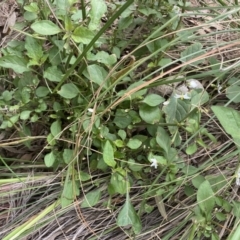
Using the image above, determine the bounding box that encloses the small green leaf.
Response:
[156,127,171,154]
[83,64,108,88]
[25,36,43,65]
[8,115,20,128]
[192,175,205,189]
[186,143,198,155]
[72,26,95,44]
[191,90,209,106]
[163,95,191,134]
[89,51,117,66]
[79,171,91,181]
[211,106,240,140]
[113,110,132,128]
[118,129,126,140]
[20,110,31,120]
[58,83,79,99]
[44,66,62,82]
[197,180,215,215]
[2,90,13,101]
[36,86,50,97]
[128,159,143,172]
[139,104,161,124]
[81,189,101,208]
[103,140,116,167]
[226,85,240,103]
[215,212,226,221]
[50,120,62,139]
[31,20,62,35]
[63,149,74,164]
[89,0,107,30]
[114,139,124,147]
[181,42,205,66]
[44,151,56,167]
[24,3,39,13]
[142,94,165,107]
[109,169,129,195]
[61,179,80,208]
[117,193,142,234]
[127,139,142,149]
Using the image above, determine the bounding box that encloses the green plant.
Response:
[1,0,240,239]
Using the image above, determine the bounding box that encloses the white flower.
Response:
[217,83,222,94]
[187,79,203,89]
[174,93,191,100]
[150,158,158,169]
[236,169,240,186]
[163,100,169,106]
[88,108,94,113]
[172,5,181,15]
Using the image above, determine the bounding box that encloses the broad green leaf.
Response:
[114,139,124,147]
[24,3,39,13]
[117,193,142,234]
[139,104,161,124]
[158,58,172,67]
[95,51,117,66]
[89,0,107,30]
[36,86,50,97]
[84,64,108,88]
[226,85,240,103]
[155,195,167,220]
[120,80,147,100]
[186,143,198,155]
[79,171,91,181]
[25,36,43,65]
[72,26,95,44]
[211,106,240,140]
[61,180,74,208]
[113,110,132,128]
[163,96,191,134]
[63,149,74,164]
[20,110,31,120]
[8,115,20,128]
[142,94,165,107]
[87,51,117,66]
[50,120,62,139]
[44,151,56,167]
[215,212,226,221]
[109,168,129,195]
[207,175,228,193]
[24,11,38,21]
[31,20,62,35]
[191,90,209,107]
[44,66,62,82]
[118,129,126,140]
[197,180,215,215]
[128,159,143,172]
[58,83,79,99]
[0,55,30,73]
[127,139,142,149]
[47,133,56,146]
[156,127,171,154]
[103,140,116,167]
[192,175,205,189]
[81,189,101,208]
[2,90,13,101]
[61,179,80,208]
[181,42,205,66]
